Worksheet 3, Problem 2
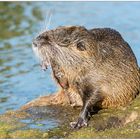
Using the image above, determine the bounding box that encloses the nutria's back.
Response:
[90,28,123,42]
[88,28,140,108]
[90,28,137,64]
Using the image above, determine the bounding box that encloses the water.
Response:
[0,1,140,129]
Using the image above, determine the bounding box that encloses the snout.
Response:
[32,34,51,70]
[32,40,38,47]
[32,37,42,48]
[32,34,50,48]
[32,39,44,48]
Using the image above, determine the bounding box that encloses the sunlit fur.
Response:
[32,26,140,108]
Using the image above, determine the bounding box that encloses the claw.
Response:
[70,117,88,129]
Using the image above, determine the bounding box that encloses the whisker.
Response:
[34,9,54,40]
[44,10,49,31]
[46,9,53,30]
[36,9,48,36]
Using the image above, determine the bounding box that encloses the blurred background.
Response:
[0,2,140,114]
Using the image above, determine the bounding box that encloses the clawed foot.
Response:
[70,117,88,129]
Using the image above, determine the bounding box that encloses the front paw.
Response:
[70,117,88,129]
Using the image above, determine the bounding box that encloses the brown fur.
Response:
[22,26,140,128]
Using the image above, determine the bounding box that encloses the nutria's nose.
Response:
[32,40,38,47]
[32,35,43,47]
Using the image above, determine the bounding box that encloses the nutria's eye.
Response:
[77,42,86,51]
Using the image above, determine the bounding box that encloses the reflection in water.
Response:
[0,1,140,129]
[0,3,25,39]
[0,2,43,40]
[0,97,9,103]
[0,2,58,115]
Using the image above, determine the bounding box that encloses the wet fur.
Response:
[32,26,140,128]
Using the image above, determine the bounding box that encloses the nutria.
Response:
[27,26,140,128]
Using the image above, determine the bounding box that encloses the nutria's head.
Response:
[32,26,96,71]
